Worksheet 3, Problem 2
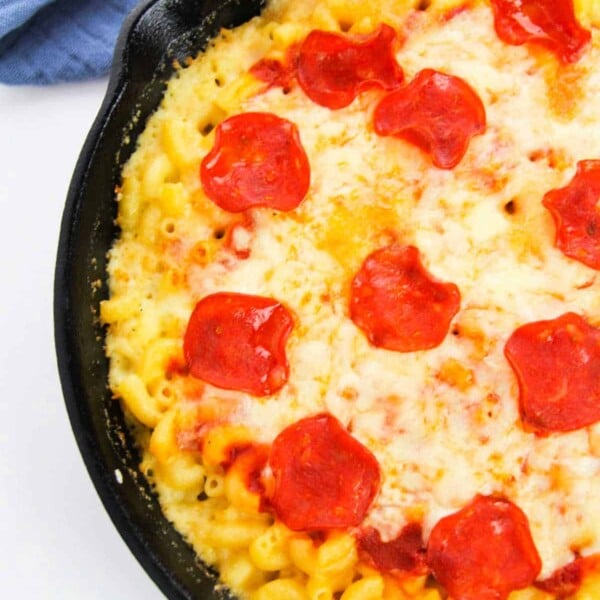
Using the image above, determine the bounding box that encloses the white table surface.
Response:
[0,79,164,599]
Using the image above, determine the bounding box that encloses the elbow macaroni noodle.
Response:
[102,0,600,598]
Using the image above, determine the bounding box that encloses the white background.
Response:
[0,80,164,599]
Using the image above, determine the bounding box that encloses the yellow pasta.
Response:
[116,176,143,231]
[203,472,226,498]
[141,154,176,202]
[575,0,600,26]
[315,533,358,577]
[509,589,554,600]
[573,574,600,600]
[115,374,162,428]
[220,552,268,592]
[248,523,293,571]
[214,74,265,114]
[136,205,162,245]
[140,338,181,395]
[157,453,205,492]
[202,424,255,467]
[322,0,387,28]
[289,536,319,576]
[252,578,309,600]
[161,115,208,172]
[99,295,140,324]
[340,576,384,600]
[305,577,335,600]
[207,518,271,549]
[148,407,179,462]
[270,22,306,47]
[157,182,188,218]
[397,576,428,598]
[224,466,262,513]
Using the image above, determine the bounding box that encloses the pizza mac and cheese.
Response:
[102,0,600,598]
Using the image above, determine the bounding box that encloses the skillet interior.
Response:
[54,0,265,597]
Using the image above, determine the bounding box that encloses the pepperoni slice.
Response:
[200,112,310,213]
[350,244,460,352]
[357,523,427,574]
[269,413,380,531]
[504,312,600,434]
[490,0,590,64]
[427,495,541,600]
[542,160,600,270]
[297,24,404,109]
[183,292,294,396]
[373,69,486,169]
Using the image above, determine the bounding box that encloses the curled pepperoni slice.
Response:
[504,312,600,434]
[350,244,460,352]
[490,0,590,64]
[357,523,427,574]
[200,112,310,213]
[183,292,294,396]
[297,24,404,109]
[427,495,541,600]
[373,69,486,169]
[543,160,600,270]
[269,413,380,531]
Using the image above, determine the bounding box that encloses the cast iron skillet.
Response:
[54,0,265,597]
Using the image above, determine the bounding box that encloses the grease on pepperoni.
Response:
[427,495,541,600]
[183,292,294,396]
[374,69,486,169]
[490,0,590,64]
[269,413,380,531]
[357,523,427,575]
[350,244,460,352]
[297,24,404,109]
[200,112,310,212]
[504,312,600,434]
[543,160,600,270]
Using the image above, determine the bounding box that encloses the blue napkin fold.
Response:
[0,0,138,85]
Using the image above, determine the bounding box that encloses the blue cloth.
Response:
[0,0,139,84]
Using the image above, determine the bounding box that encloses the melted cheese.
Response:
[105,0,600,591]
